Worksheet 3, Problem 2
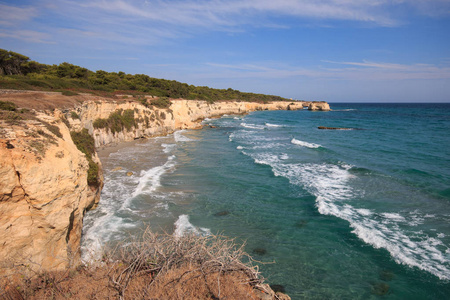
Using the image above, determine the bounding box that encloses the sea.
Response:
[81,103,450,299]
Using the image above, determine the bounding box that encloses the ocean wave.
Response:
[240,123,266,130]
[132,155,176,198]
[265,122,283,128]
[174,130,194,142]
[291,138,322,148]
[245,153,450,280]
[174,214,211,237]
[162,143,176,154]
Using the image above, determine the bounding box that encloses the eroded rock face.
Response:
[0,114,102,275]
[71,100,307,148]
[308,102,331,111]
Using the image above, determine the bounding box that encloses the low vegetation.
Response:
[0,231,275,300]
[70,129,99,186]
[93,109,136,134]
[1,48,289,103]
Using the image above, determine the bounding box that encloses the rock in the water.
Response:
[253,248,267,255]
[371,282,390,296]
[270,284,286,293]
[318,126,352,130]
[126,171,133,176]
[112,167,122,172]
[213,210,230,217]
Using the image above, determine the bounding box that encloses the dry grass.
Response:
[1,230,283,300]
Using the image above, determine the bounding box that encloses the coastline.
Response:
[0,90,332,298]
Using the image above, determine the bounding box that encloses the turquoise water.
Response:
[82,103,450,299]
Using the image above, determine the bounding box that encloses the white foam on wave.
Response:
[280,153,289,160]
[237,146,244,150]
[132,155,176,198]
[81,170,137,263]
[174,214,211,238]
[240,122,265,130]
[174,130,193,142]
[244,152,450,280]
[265,123,283,128]
[291,138,321,149]
[162,143,176,154]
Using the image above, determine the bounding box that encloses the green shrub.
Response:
[62,90,79,96]
[41,121,62,138]
[151,97,171,108]
[93,109,136,134]
[71,111,80,119]
[0,100,16,111]
[70,129,99,186]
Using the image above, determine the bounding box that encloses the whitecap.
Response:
[240,123,265,130]
[265,123,283,128]
[280,153,289,160]
[162,143,176,154]
[174,130,193,142]
[242,153,450,280]
[291,138,321,149]
[131,155,176,198]
[174,214,211,237]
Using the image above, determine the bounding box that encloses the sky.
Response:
[1,0,450,102]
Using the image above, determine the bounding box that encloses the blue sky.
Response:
[1,0,450,102]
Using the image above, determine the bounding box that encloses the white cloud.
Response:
[0,4,37,26]
[78,0,401,27]
[0,30,53,44]
[203,60,450,81]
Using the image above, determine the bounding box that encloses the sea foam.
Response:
[174,214,211,237]
[291,138,321,149]
[132,155,176,198]
[245,152,450,280]
[174,130,193,142]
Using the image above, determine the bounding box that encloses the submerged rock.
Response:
[213,210,230,217]
[379,269,395,281]
[295,219,308,228]
[371,282,390,296]
[253,248,267,255]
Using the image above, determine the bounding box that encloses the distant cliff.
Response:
[0,91,330,275]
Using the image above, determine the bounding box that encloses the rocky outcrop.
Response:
[308,101,331,111]
[0,111,102,275]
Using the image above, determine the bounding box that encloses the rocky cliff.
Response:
[0,91,330,275]
[0,110,102,275]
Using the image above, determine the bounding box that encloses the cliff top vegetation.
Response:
[0,49,290,103]
[0,230,286,300]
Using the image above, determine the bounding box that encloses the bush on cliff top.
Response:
[1,230,274,300]
[151,97,171,109]
[93,109,136,134]
[0,100,17,111]
[70,129,99,186]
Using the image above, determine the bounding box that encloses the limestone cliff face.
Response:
[69,99,307,148]
[0,112,102,275]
